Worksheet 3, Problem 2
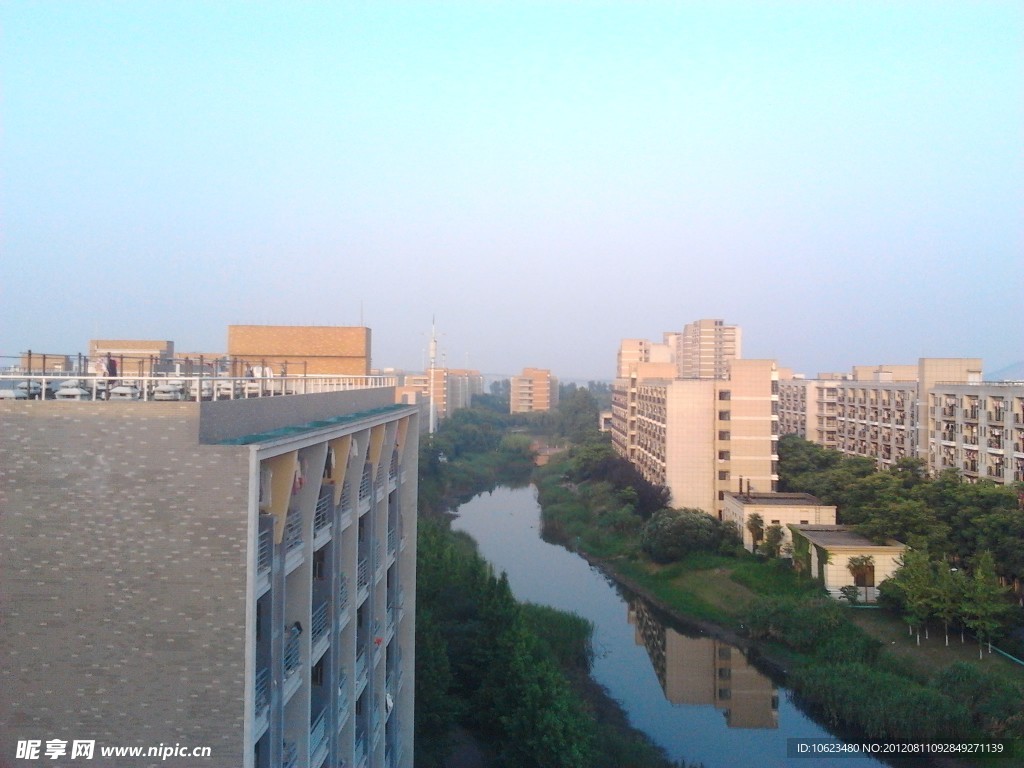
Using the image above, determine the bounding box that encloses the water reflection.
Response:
[628,599,778,729]
[452,486,888,767]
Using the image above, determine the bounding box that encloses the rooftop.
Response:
[724,491,826,506]
[795,525,904,550]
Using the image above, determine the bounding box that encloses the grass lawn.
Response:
[848,608,1024,684]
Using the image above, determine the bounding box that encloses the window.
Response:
[312,659,325,687]
[718,470,730,481]
[718,451,730,461]
[718,431,731,441]
[718,410,731,421]
[718,390,731,401]
[854,566,875,588]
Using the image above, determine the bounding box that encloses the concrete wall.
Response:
[0,401,250,767]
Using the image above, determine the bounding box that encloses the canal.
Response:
[452,485,888,768]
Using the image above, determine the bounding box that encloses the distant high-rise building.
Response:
[612,321,772,517]
[510,367,559,414]
[677,319,741,380]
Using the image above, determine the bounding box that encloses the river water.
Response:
[452,485,888,768]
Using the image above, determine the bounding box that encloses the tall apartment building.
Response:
[509,367,559,414]
[0,383,418,768]
[630,359,779,518]
[676,319,741,380]
[398,368,483,424]
[612,321,769,517]
[927,382,1024,485]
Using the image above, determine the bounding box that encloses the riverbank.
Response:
[533,452,1024,766]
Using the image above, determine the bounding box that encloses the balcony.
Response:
[314,492,333,538]
[284,626,302,680]
[359,465,372,503]
[355,647,368,690]
[355,728,367,768]
[310,708,328,762]
[282,741,298,768]
[338,672,351,730]
[257,527,273,576]
[312,602,330,646]
[357,557,369,594]
[255,667,270,723]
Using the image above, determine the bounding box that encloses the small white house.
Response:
[792,525,906,602]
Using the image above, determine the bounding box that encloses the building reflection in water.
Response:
[628,599,779,729]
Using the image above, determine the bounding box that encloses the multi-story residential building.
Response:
[612,321,772,518]
[611,360,677,463]
[676,319,741,380]
[0,377,417,768]
[509,367,559,414]
[629,359,779,518]
[398,368,483,425]
[777,375,848,451]
[780,359,994,479]
[227,325,372,376]
[927,382,1024,485]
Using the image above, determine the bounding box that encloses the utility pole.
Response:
[428,318,438,435]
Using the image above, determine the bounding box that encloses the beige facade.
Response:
[779,358,985,475]
[793,526,906,602]
[510,367,559,414]
[227,325,371,376]
[778,375,847,450]
[927,382,1024,485]
[723,491,836,553]
[677,319,741,379]
[628,359,779,518]
[612,321,774,518]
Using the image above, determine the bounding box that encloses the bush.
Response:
[641,508,727,563]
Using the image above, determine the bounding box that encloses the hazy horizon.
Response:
[3,2,1021,381]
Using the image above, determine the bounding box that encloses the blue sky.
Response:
[3,1,1021,380]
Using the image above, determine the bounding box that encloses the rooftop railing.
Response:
[0,373,397,402]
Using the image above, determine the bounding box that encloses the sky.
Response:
[2,1,1022,381]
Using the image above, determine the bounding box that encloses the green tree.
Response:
[641,508,726,563]
[760,523,785,558]
[892,548,934,645]
[962,551,1011,659]
[846,554,875,604]
[414,608,460,767]
[746,512,764,551]
[930,563,967,647]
